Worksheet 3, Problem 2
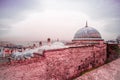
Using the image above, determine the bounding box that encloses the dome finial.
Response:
[85,21,88,27]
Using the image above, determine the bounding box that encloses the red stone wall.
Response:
[118,44,120,48]
[107,44,120,61]
[44,44,106,80]
[0,44,106,80]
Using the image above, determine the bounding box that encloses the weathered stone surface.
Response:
[0,61,47,80]
[44,44,106,80]
[0,44,106,80]
[75,58,120,80]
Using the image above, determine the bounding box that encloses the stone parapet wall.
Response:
[0,53,45,66]
[0,44,106,80]
[118,44,120,48]
[75,58,120,80]
[44,44,106,80]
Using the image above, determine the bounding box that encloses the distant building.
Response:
[106,35,120,48]
[116,35,120,44]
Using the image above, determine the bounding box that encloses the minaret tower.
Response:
[85,21,88,27]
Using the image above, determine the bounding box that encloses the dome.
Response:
[37,42,68,54]
[52,41,65,46]
[40,42,66,50]
[116,35,120,41]
[73,22,102,40]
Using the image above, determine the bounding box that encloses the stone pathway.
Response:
[75,58,120,80]
[0,61,46,80]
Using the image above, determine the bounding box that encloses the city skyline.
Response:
[0,0,120,41]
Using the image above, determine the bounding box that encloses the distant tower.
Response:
[33,44,36,48]
[57,38,59,42]
[85,21,88,27]
[47,38,51,45]
[39,41,42,46]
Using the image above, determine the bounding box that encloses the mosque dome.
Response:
[73,22,102,40]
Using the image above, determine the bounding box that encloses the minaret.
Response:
[57,38,59,42]
[85,21,88,27]
[39,41,42,46]
[47,38,51,46]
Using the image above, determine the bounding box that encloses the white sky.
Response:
[0,0,120,41]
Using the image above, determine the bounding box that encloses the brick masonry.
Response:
[0,44,106,80]
[75,58,120,80]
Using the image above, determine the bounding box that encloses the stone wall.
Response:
[107,44,120,62]
[75,58,120,80]
[118,44,120,48]
[44,44,106,80]
[0,44,106,80]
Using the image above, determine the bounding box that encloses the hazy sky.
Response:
[0,0,120,41]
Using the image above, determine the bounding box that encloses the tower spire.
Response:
[85,21,88,27]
